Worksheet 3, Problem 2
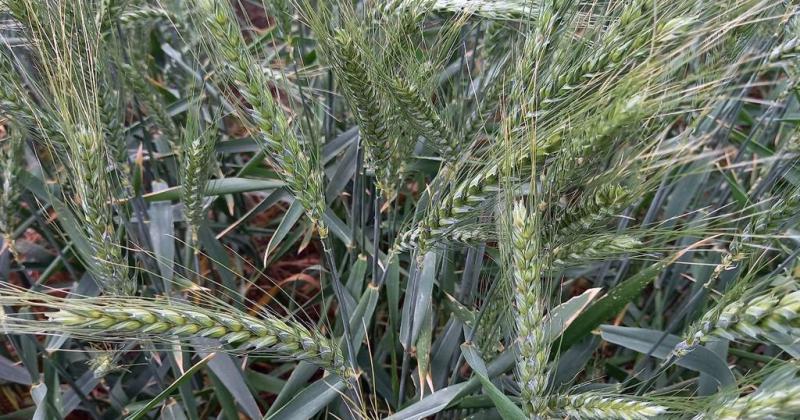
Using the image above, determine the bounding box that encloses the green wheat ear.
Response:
[181,97,216,243]
[510,200,550,417]
[698,365,800,419]
[0,122,24,261]
[0,287,354,379]
[194,0,328,237]
[323,26,399,198]
[687,289,800,353]
[551,393,668,419]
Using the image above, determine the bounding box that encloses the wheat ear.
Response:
[121,61,180,142]
[0,122,24,261]
[181,100,216,243]
[327,29,398,197]
[690,290,800,348]
[697,365,800,419]
[66,125,133,296]
[553,184,632,239]
[550,235,642,269]
[0,288,353,379]
[383,0,539,21]
[511,201,549,417]
[390,77,459,160]
[551,393,668,420]
[195,0,328,238]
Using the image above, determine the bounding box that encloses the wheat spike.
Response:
[0,122,24,261]
[382,0,538,21]
[327,29,399,197]
[195,0,328,237]
[550,235,641,269]
[0,288,353,379]
[697,365,800,419]
[181,100,216,243]
[511,201,549,417]
[552,393,668,420]
[697,290,800,346]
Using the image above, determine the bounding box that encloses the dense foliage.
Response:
[0,0,799,418]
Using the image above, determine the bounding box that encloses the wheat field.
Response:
[0,0,799,419]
